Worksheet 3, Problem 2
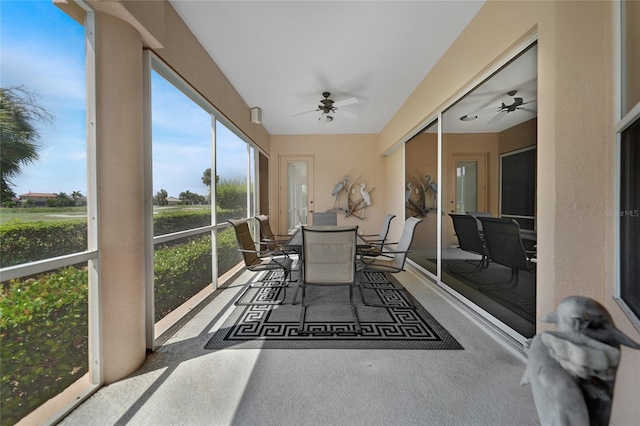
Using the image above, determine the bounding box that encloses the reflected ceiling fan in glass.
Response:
[292,91,359,124]
[459,90,537,124]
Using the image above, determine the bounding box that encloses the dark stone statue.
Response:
[521,296,640,426]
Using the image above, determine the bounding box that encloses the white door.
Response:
[279,156,314,233]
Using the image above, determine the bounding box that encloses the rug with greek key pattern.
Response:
[205,271,463,350]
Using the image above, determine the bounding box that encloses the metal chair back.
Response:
[228,218,260,267]
[302,226,358,285]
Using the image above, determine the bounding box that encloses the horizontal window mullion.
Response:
[153,223,231,245]
[0,250,98,282]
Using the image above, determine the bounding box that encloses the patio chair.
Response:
[255,214,296,253]
[297,225,361,335]
[357,217,423,308]
[358,214,396,257]
[312,211,337,226]
[449,214,490,268]
[478,217,536,286]
[228,218,293,306]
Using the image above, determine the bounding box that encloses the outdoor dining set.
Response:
[227,215,422,335]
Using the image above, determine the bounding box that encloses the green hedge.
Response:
[154,235,212,322]
[0,221,87,267]
[0,267,89,426]
[0,209,246,268]
[153,210,212,236]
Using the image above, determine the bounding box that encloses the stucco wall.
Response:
[269,134,385,237]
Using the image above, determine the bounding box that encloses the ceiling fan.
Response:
[459,90,537,124]
[292,92,359,124]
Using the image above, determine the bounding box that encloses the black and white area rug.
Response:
[205,271,463,350]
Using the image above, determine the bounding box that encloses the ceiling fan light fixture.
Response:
[460,114,477,121]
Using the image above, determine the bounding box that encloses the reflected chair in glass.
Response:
[466,211,493,233]
[358,214,396,257]
[297,225,361,335]
[449,214,490,268]
[357,217,423,308]
[478,217,536,286]
[228,218,293,306]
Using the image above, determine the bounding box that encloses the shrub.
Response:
[0,220,87,267]
[0,210,248,422]
[153,210,212,236]
[0,266,89,426]
[216,177,247,211]
[154,235,213,322]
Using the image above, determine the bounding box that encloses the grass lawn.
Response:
[0,205,212,225]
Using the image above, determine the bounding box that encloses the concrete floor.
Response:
[59,268,539,426]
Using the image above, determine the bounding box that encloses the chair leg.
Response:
[358,271,415,309]
[298,284,362,335]
[349,285,362,335]
[297,283,308,334]
[234,272,290,306]
[291,272,301,305]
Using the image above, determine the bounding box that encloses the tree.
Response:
[202,168,219,205]
[47,192,74,207]
[71,190,83,206]
[154,189,168,206]
[0,86,53,202]
[202,168,211,188]
[179,190,205,205]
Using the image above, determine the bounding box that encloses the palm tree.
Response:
[0,86,53,201]
[71,190,83,205]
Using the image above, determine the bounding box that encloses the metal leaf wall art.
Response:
[406,175,437,217]
[330,175,373,220]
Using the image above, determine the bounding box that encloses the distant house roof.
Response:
[166,197,181,203]
[19,192,58,198]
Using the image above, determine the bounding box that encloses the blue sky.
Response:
[1,0,248,199]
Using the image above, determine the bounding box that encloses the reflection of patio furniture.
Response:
[449,214,490,268]
[357,217,422,308]
[478,217,536,286]
[359,213,396,257]
[466,211,492,232]
[228,218,293,306]
[297,226,360,334]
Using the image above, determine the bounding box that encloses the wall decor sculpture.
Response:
[330,175,373,220]
[521,296,640,426]
[406,175,437,217]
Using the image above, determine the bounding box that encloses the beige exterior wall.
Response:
[380,1,639,422]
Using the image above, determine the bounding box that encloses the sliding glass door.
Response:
[406,42,538,342]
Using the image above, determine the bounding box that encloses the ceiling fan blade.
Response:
[521,99,538,106]
[291,108,319,118]
[519,107,537,113]
[335,109,359,119]
[333,97,358,107]
[464,106,501,116]
[487,111,507,124]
